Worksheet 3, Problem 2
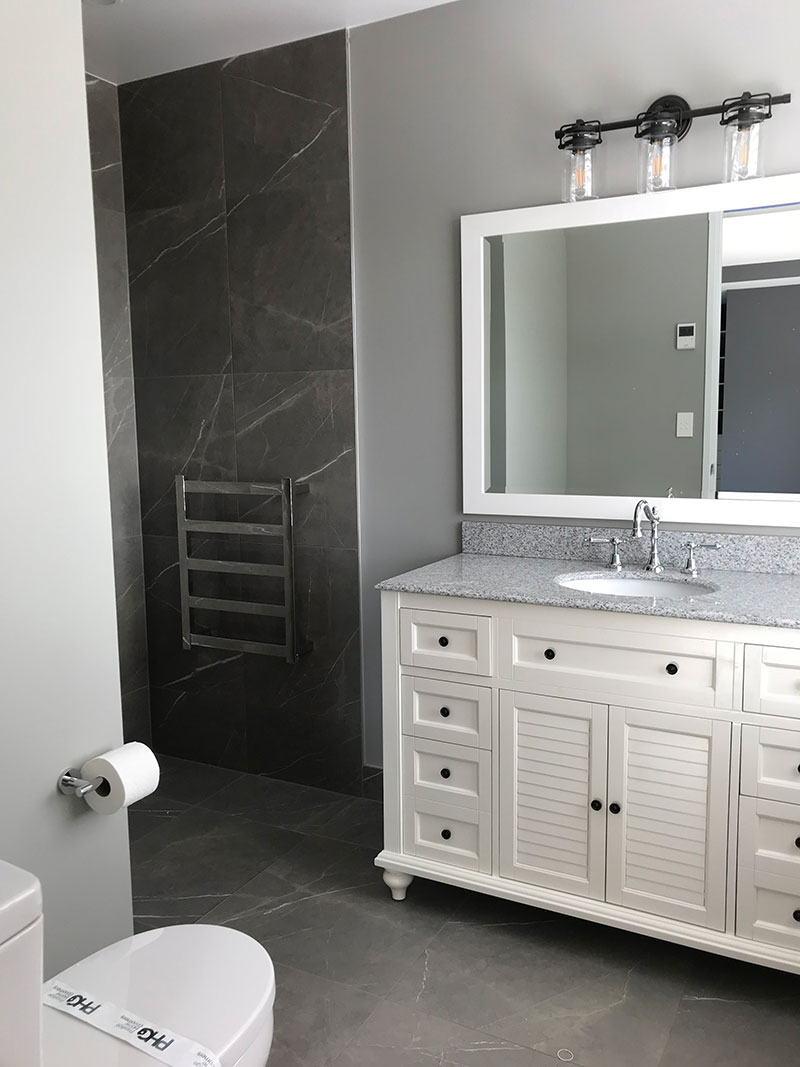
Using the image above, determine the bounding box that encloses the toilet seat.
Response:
[43,924,275,1066]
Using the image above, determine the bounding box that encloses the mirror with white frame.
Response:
[462,174,800,526]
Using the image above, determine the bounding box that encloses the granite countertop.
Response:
[376,553,800,629]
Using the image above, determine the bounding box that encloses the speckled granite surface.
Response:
[376,553,800,629]
[462,520,800,575]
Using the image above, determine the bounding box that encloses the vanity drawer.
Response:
[744,645,800,717]
[401,675,491,748]
[736,867,800,950]
[402,795,491,873]
[499,618,733,709]
[741,725,800,803]
[403,736,490,811]
[400,608,492,676]
[739,796,800,879]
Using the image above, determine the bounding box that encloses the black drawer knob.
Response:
[438,636,449,647]
[795,837,800,850]
[796,764,800,775]
[609,802,621,814]
[439,706,450,718]
[544,648,556,661]
[440,768,451,779]
[793,909,800,923]
[441,828,452,840]
[590,799,603,811]
[666,663,679,676]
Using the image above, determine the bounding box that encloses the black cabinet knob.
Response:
[438,636,449,647]
[544,648,556,661]
[796,764,800,775]
[666,663,679,676]
[609,802,621,814]
[590,799,603,811]
[795,837,800,850]
[441,828,452,840]
[793,909,800,923]
[439,706,450,718]
[440,768,451,779]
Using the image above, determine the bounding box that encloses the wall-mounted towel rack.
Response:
[175,475,311,663]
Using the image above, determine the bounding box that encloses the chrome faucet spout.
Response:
[631,499,663,573]
[632,499,648,538]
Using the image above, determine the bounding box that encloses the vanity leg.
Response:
[383,869,414,901]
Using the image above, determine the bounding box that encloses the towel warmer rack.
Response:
[175,475,310,663]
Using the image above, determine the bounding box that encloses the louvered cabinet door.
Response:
[499,691,608,898]
[606,706,731,930]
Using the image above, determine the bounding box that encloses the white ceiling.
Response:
[82,0,460,84]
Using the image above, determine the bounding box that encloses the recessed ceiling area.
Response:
[82,0,461,84]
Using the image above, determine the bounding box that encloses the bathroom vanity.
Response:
[376,553,800,974]
[374,172,800,974]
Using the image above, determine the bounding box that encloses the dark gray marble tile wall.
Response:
[118,32,361,794]
[86,74,151,743]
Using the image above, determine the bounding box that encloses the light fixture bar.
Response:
[554,92,791,142]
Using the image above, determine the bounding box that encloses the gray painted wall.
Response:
[501,231,567,493]
[349,0,800,765]
[565,216,708,498]
[1,1,132,975]
[86,75,151,744]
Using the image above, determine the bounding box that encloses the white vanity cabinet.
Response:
[377,591,800,975]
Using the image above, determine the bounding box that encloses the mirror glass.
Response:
[484,202,800,500]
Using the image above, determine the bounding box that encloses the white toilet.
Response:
[0,859,276,1066]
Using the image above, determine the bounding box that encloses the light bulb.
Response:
[563,148,596,203]
[636,111,679,194]
[724,122,764,182]
[642,137,676,192]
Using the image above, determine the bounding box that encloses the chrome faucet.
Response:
[631,499,663,573]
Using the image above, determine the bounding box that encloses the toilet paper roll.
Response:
[80,742,160,815]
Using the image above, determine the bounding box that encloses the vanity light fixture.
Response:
[555,90,790,196]
[721,92,772,182]
[556,120,602,202]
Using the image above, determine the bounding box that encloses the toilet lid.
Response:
[43,924,275,1067]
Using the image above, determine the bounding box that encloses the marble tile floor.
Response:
[131,755,800,1066]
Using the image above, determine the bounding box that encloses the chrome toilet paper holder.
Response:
[57,768,103,799]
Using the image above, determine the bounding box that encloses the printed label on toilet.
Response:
[42,981,222,1067]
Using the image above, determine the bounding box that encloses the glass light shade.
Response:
[562,147,597,203]
[724,121,765,181]
[637,131,678,193]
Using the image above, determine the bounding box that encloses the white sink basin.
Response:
[558,574,715,599]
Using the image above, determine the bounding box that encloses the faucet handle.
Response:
[586,536,623,572]
[682,541,720,577]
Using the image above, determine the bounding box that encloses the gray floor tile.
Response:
[331,1001,563,1067]
[132,806,300,927]
[128,794,189,845]
[491,940,689,1067]
[155,752,244,806]
[202,774,384,850]
[659,954,800,1066]
[203,836,464,996]
[268,964,380,1067]
[201,774,348,832]
[310,795,384,850]
[389,903,675,1041]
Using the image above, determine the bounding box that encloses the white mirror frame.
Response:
[462,173,800,527]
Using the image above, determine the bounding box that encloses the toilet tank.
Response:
[0,860,43,1067]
